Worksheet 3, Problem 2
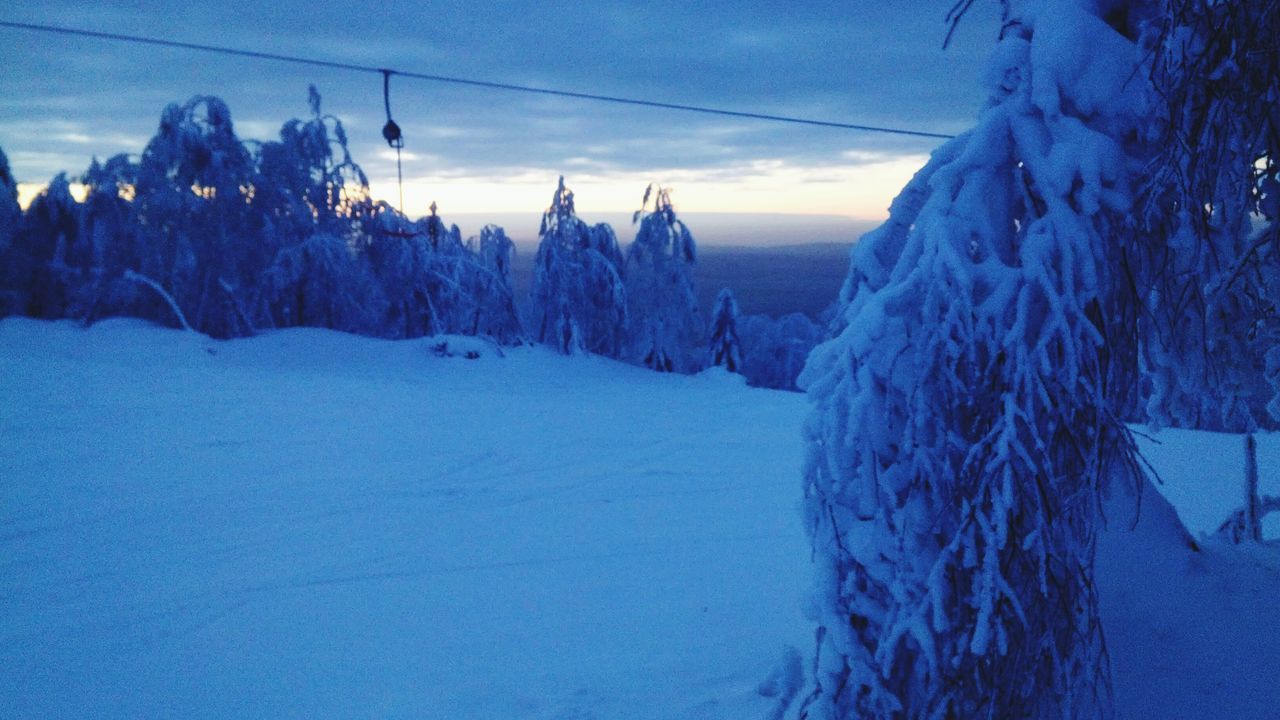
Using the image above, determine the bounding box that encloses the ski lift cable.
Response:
[0,19,958,141]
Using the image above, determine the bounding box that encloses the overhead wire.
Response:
[0,19,958,141]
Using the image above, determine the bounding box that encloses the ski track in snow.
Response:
[1,318,1278,719]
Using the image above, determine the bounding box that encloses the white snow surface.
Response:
[1,318,1278,719]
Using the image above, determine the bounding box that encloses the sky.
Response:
[0,1,1000,241]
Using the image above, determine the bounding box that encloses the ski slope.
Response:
[1,319,1277,719]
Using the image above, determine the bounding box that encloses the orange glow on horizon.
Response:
[366,155,930,221]
[13,154,930,225]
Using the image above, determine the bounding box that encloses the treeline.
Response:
[0,88,819,389]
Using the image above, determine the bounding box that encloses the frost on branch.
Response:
[798,3,1152,717]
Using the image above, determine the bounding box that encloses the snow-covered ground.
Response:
[2,319,1277,719]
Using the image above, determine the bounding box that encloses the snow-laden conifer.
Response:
[467,224,524,344]
[798,3,1153,717]
[0,147,21,315]
[582,222,628,357]
[79,153,145,323]
[363,202,481,339]
[1138,0,1280,433]
[625,185,700,372]
[737,312,820,391]
[253,87,386,334]
[15,174,83,319]
[133,96,257,338]
[707,288,742,373]
[253,86,371,248]
[261,232,385,333]
[0,147,18,257]
[1136,0,1280,543]
[531,177,626,355]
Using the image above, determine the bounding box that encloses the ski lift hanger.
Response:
[376,72,446,237]
[380,69,406,215]
[376,69,424,238]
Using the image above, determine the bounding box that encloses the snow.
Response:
[0,318,811,719]
[1,318,1278,719]
[1100,475,1280,720]
[1135,427,1280,538]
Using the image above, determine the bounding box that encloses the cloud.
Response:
[0,0,998,215]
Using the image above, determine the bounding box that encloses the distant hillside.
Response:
[694,243,851,319]
[511,242,853,321]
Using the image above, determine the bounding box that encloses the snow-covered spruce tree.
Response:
[738,314,780,386]
[707,287,743,372]
[79,153,147,323]
[260,232,386,333]
[13,174,84,319]
[255,87,384,332]
[798,3,1153,717]
[772,313,820,389]
[1137,0,1280,434]
[466,224,524,344]
[530,177,626,355]
[531,177,589,353]
[253,86,371,245]
[133,96,257,337]
[0,147,18,255]
[418,206,490,336]
[362,201,477,338]
[361,203,431,337]
[737,312,820,391]
[1137,0,1280,541]
[0,146,20,315]
[582,221,629,357]
[624,185,700,372]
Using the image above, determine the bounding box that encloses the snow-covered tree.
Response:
[746,312,820,391]
[253,86,371,245]
[732,312,822,391]
[419,206,490,336]
[0,147,18,257]
[250,87,381,333]
[530,177,627,355]
[260,232,385,333]
[1138,0,1280,434]
[79,153,145,323]
[582,222,629,357]
[0,146,20,315]
[133,96,257,337]
[625,185,700,372]
[14,174,83,319]
[466,224,524,344]
[531,177,587,353]
[363,199,520,340]
[798,3,1154,717]
[362,202,475,338]
[1136,0,1280,543]
[707,287,742,372]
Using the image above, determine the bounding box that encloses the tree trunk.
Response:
[1244,432,1262,543]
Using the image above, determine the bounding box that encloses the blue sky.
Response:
[0,1,999,225]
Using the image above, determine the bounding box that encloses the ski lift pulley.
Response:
[381,69,403,149]
[379,69,406,214]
